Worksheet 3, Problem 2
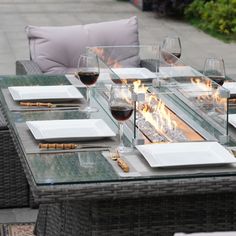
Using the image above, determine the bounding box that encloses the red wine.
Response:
[78,72,99,86]
[161,51,178,64]
[172,52,181,58]
[110,106,133,121]
[209,76,224,86]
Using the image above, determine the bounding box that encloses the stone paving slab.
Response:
[0,0,234,77]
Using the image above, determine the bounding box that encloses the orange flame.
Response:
[191,77,226,109]
[133,80,148,94]
[134,81,178,139]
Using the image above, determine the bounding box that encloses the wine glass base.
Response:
[80,106,99,113]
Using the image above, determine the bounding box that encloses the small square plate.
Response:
[223,82,236,95]
[159,66,202,78]
[228,114,236,127]
[26,119,116,142]
[136,142,236,168]
[9,85,83,101]
[111,68,157,80]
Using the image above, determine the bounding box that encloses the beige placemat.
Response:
[2,88,86,112]
[15,122,118,154]
[102,149,236,178]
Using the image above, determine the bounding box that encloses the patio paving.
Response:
[0,0,235,77]
[0,0,235,223]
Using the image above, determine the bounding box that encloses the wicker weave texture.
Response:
[0,129,29,208]
[16,60,43,75]
[35,193,236,236]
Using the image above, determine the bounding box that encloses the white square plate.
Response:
[159,66,202,78]
[26,119,116,141]
[223,82,236,95]
[111,68,157,80]
[228,114,236,127]
[9,85,83,101]
[136,142,236,168]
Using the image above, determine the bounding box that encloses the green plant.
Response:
[152,0,194,17]
[185,0,236,39]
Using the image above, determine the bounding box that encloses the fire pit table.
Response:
[1,46,236,235]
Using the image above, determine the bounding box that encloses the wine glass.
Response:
[77,54,100,113]
[203,57,226,86]
[109,84,133,153]
[160,36,181,65]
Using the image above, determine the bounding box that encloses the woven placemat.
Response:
[1,88,86,112]
[102,149,236,178]
[15,122,118,154]
[0,223,35,236]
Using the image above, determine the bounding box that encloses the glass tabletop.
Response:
[0,72,236,186]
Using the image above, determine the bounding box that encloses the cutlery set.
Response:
[39,143,111,150]
[20,102,82,108]
[110,151,129,173]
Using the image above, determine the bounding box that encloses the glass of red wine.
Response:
[77,54,100,113]
[109,84,133,153]
[203,57,226,86]
[160,36,181,65]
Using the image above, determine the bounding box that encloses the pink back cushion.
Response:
[26,17,139,74]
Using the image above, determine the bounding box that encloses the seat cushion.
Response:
[25,17,139,74]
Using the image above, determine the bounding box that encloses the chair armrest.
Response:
[16,60,43,75]
[140,59,160,72]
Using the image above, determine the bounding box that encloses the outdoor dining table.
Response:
[1,74,236,236]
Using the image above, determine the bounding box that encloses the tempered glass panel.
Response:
[157,50,229,143]
[27,152,118,184]
[91,46,228,144]
[0,73,235,186]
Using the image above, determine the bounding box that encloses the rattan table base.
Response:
[34,192,236,236]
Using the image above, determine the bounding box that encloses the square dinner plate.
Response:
[228,114,236,128]
[26,119,116,141]
[136,142,236,168]
[9,85,83,101]
[159,66,202,78]
[223,82,236,95]
[111,68,157,80]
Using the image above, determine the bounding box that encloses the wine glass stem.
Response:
[86,86,91,107]
[119,122,124,148]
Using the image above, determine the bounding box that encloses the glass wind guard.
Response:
[157,50,229,143]
[91,47,229,144]
[88,45,159,85]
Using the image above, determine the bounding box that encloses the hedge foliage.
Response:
[152,0,194,16]
[185,0,236,37]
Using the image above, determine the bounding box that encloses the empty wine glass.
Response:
[109,84,133,153]
[160,36,181,65]
[203,57,226,86]
[77,54,100,113]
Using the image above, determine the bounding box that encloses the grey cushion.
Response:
[26,16,139,74]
